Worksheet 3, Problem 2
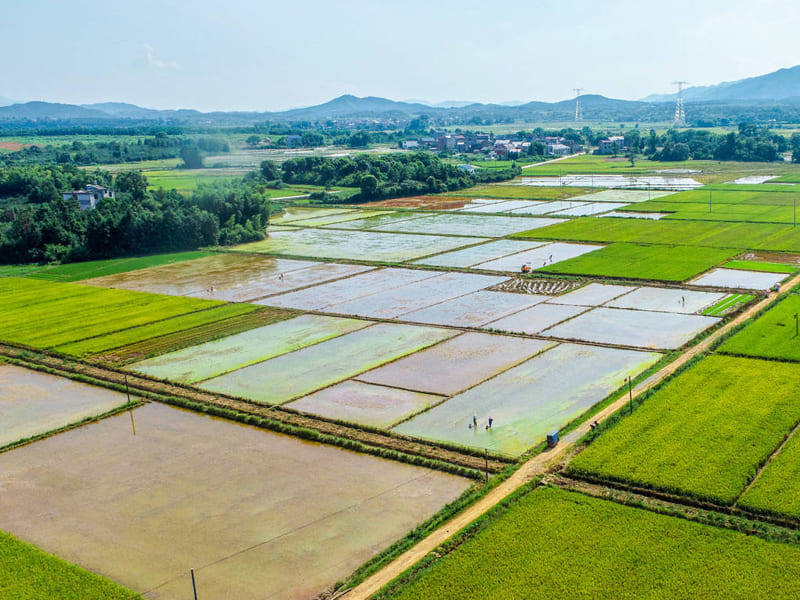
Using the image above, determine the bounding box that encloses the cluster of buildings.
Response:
[596,135,626,155]
[401,133,581,158]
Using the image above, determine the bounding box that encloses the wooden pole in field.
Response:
[191,569,198,600]
[125,375,130,404]
[484,448,489,484]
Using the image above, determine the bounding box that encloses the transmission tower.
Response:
[573,88,585,121]
[673,81,688,126]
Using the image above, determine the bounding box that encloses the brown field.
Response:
[363,196,472,209]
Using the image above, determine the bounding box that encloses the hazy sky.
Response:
[2,0,799,111]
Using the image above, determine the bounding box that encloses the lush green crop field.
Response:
[53,303,259,356]
[512,217,800,253]
[0,264,39,278]
[725,260,798,274]
[145,169,239,193]
[23,251,216,282]
[702,294,754,316]
[438,185,592,200]
[0,278,225,349]
[467,159,542,169]
[0,530,133,599]
[383,486,800,600]
[718,295,800,361]
[538,242,737,281]
[738,430,800,520]
[568,355,800,504]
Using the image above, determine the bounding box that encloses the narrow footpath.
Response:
[342,272,800,600]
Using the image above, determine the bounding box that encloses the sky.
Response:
[2,0,800,112]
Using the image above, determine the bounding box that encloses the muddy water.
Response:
[0,403,470,600]
[235,229,488,262]
[394,343,660,456]
[0,364,132,447]
[199,323,456,404]
[357,332,554,396]
[129,315,370,384]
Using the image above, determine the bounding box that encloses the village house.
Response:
[63,184,115,210]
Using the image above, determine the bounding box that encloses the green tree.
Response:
[114,171,148,201]
[179,146,204,169]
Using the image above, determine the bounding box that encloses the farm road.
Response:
[342,271,800,600]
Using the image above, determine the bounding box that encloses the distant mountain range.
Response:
[643,65,800,103]
[3,65,800,127]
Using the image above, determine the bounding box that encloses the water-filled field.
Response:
[288,210,393,227]
[357,332,553,396]
[393,343,660,456]
[326,272,507,319]
[455,199,546,213]
[569,189,676,203]
[199,323,456,404]
[400,290,548,327]
[235,228,489,261]
[258,267,441,311]
[83,253,373,301]
[485,303,588,335]
[542,307,719,349]
[517,175,703,190]
[473,242,603,272]
[372,213,557,237]
[0,365,133,448]
[129,315,369,383]
[690,268,787,290]
[286,381,443,428]
[606,287,724,314]
[548,283,634,306]
[412,240,544,268]
[271,206,356,224]
[0,403,470,600]
[327,211,428,230]
[548,201,629,216]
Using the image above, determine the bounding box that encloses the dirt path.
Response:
[342,274,800,599]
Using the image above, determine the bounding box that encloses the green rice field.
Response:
[725,260,798,274]
[538,242,737,282]
[717,295,800,361]
[738,429,800,520]
[568,355,800,504]
[0,278,226,349]
[512,217,800,253]
[21,251,216,282]
[381,486,800,600]
[702,294,754,316]
[0,530,134,600]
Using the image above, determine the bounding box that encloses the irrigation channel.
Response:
[339,270,800,600]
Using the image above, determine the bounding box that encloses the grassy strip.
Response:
[538,242,738,282]
[717,294,800,361]
[702,294,754,316]
[568,355,800,505]
[376,485,800,600]
[726,260,799,274]
[23,250,215,282]
[0,530,135,600]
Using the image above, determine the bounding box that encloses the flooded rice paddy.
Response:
[689,268,788,290]
[484,303,589,335]
[542,307,720,349]
[83,253,373,301]
[517,175,703,190]
[371,213,558,237]
[234,228,489,261]
[548,283,635,307]
[400,290,548,327]
[129,315,369,384]
[393,343,660,456]
[199,323,456,404]
[474,242,604,272]
[411,239,544,268]
[606,287,725,314]
[0,364,133,448]
[0,403,470,600]
[356,332,553,396]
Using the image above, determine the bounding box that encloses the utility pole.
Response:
[627,377,633,415]
[484,448,489,484]
[191,569,198,600]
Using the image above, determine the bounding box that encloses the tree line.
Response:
[0,168,267,265]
